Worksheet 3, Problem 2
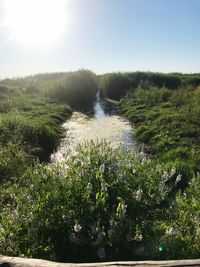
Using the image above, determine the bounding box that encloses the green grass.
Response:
[0,102,71,162]
[0,141,189,262]
[1,141,199,261]
[120,86,200,188]
[1,72,200,261]
[0,79,72,183]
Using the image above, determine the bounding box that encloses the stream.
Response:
[51,93,135,162]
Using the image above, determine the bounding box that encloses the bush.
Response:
[99,73,130,100]
[0,141,179,262]
[121,85,200,166]
[0,142,30,183]
[0,103,71,161]
[133,86,171,107]
[155,173,200,259]
[50,70,98,109]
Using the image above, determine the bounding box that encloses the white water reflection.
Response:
[94,91,106,119]
[51,94,134,162]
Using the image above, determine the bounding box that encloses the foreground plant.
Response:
[0,141,181,262]
[156,173,200,259]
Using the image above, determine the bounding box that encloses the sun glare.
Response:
[2,0,68,48]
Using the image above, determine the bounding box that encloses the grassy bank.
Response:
[0,99,71,183]
[98,72,200,100]
[1,70,200,261]
[0,69,98,183]
[120,86,200,186]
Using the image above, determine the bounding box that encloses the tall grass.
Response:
[49,70,98,109]
[0,71,200,261]
[0,103,71,162]
[0,141,187,262]
[120,86,200,188]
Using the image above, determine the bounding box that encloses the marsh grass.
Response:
[0,141,183,262]
[0,71,200,261]
[120,86,200,187]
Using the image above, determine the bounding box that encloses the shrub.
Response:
[50,70,98,109]
[0,142,30,183]
[132,86,171,107]
[0,103,71,161]
[99,73,130,100]
[0,141,178,262]
[155,173,200,259]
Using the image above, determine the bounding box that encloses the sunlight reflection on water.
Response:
[51,96,134,162]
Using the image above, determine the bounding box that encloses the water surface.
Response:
[51,95,134,162]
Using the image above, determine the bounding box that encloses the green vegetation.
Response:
[0,70,200,262]
[0,69,97,181]
[1,141,200,261]
[49,70,97,109]
[98,71,200,100]
[0,104,71,162]
[99,73,130,100]
[0,88,72,165]
[120,86,200,188]
[98,72,181,100]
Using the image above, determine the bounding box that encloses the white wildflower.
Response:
[166,227,177,236]
[99,164,105,173]
[176,174,182,183]
[132,168,136,174]
[97,247,105,259]
[141,157,147,165]
[136,189,143,202]
[116,201,127,217]
[101,184,108,193]
[30,184,34,190]
[128,163,132,169]
[74,223,82,233]
[139,151,145,157]
[12,209,19,219]
[135,234,143,242]
[161,171,168,181]
[138,234,143,241]
[156,164,162,173]
[159,182,166,192]
[7,233,14,242]
[62,215,67,222]
[121,202,127,216]
[87,182,92,191]
[170,200,178,209]
[170,167,176,176]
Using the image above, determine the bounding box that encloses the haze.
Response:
[0,0,200,78]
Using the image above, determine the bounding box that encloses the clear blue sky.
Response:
[0,0,200,78]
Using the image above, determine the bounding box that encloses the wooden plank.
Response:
[1,256,200,267]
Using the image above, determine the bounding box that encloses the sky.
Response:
[0,0,200,78]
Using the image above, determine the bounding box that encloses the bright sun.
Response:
[2,0,68,48]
